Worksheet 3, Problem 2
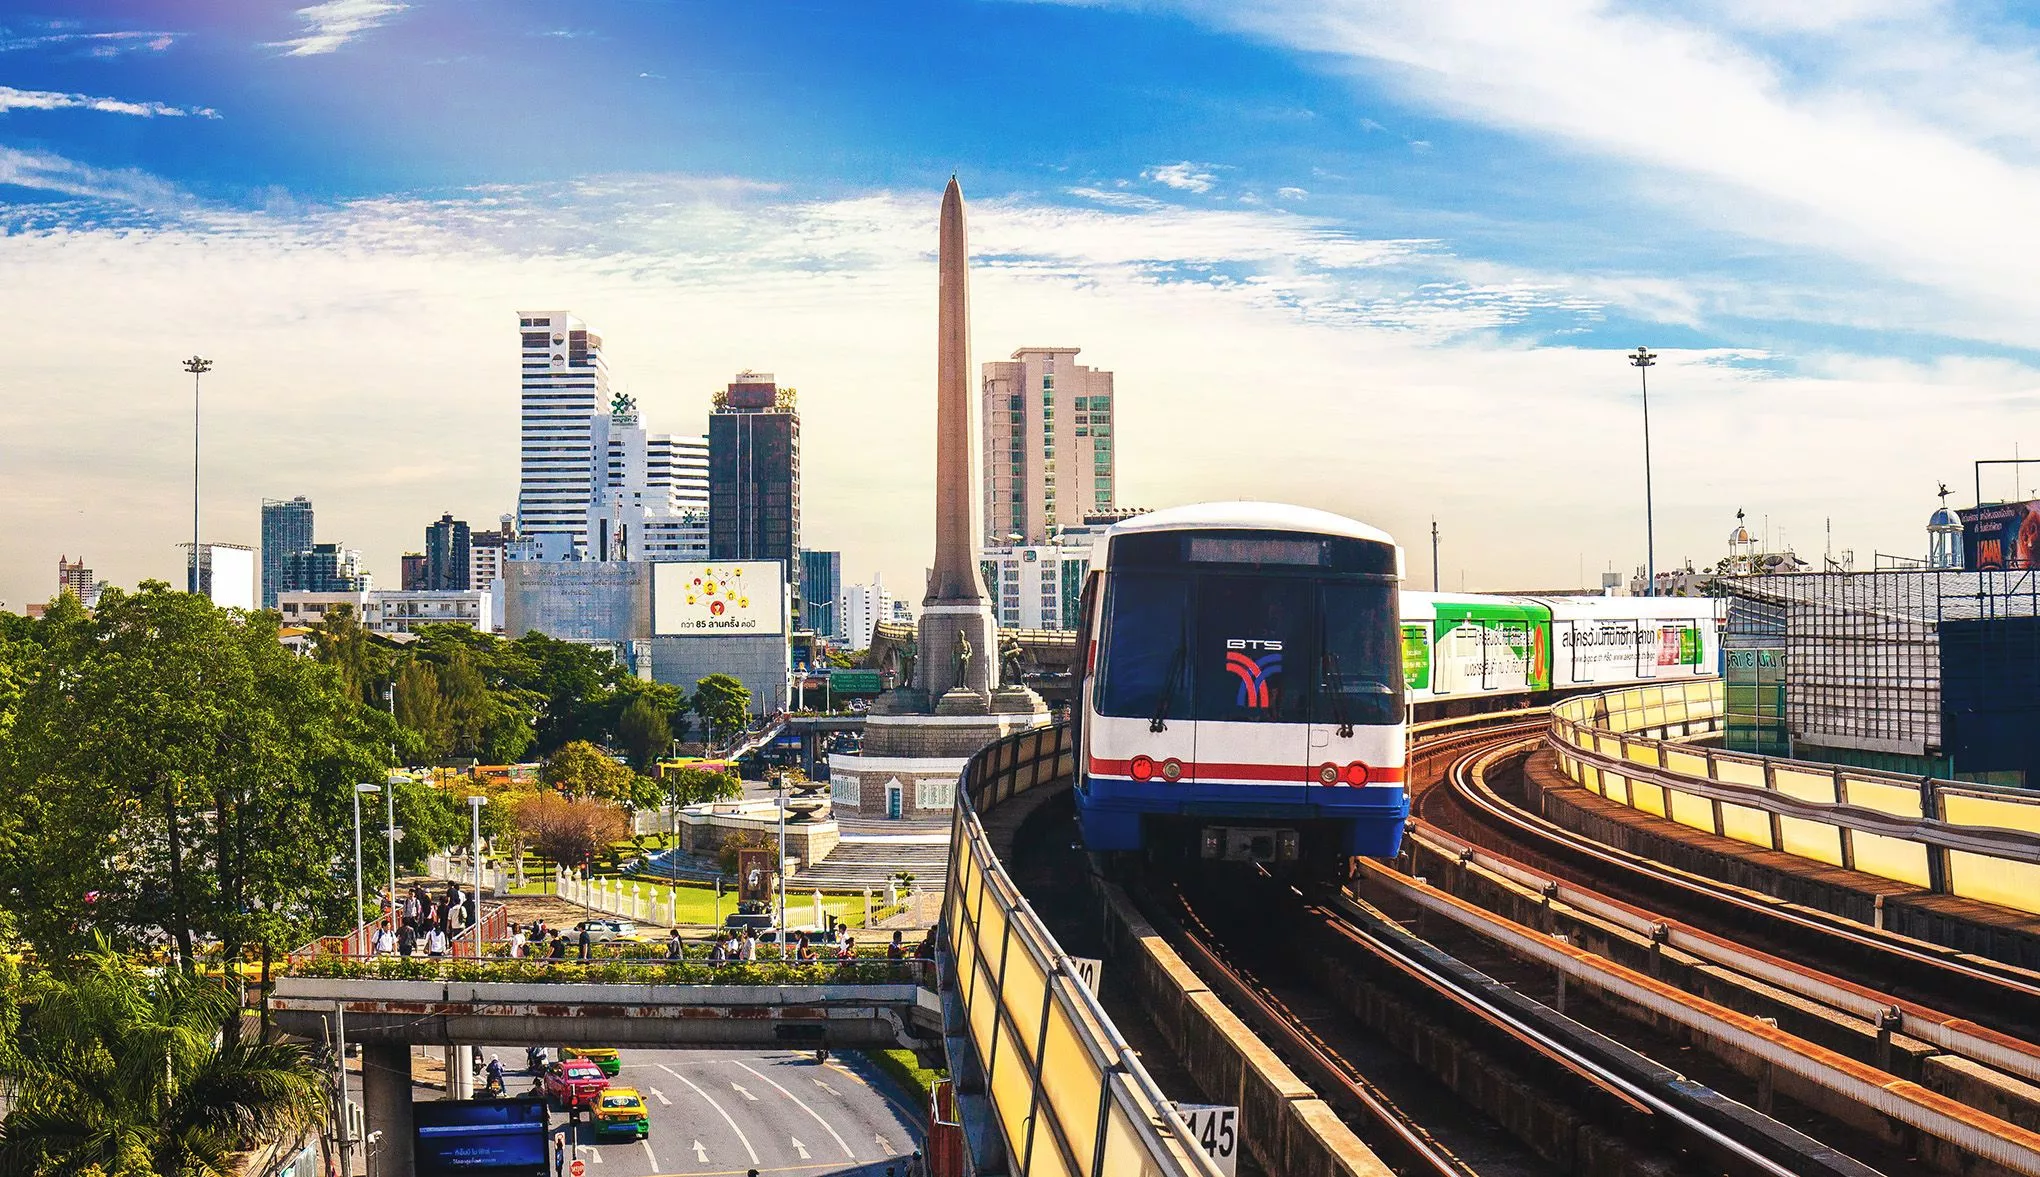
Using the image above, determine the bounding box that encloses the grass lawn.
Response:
[504,870,902,929]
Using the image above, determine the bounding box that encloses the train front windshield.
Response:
[1096,532,1403,727]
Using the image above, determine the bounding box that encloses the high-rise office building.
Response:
[801,550,841,639]
[585,394,710,562]
[425,513,472,590]
[282,543,367,594]
[516,311,609,559]
[469,517,512,591]
[260,496,315,608]
[981,347,1115,546]
[56,555,99,607]
[839,573,893,650]
[709,371,800,595]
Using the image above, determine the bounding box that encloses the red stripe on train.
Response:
[1087,757,1406,784]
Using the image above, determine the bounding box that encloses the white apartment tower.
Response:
[839,574,895,650]
[516,311,610,559]
[585,393,711,562]
[981,347,1115,547]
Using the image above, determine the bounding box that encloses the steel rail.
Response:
[1438,733,2040,1009]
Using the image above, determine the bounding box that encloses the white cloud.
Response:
[0,85,217,118]
[0,168,2024,612]
[271,0,407,56]
[1276,186,1308,200]
[1143,161,1218,192]
[0,30,179,55]
[1124,0,2040,348]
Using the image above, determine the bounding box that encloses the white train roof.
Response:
[1107,501,1397,547]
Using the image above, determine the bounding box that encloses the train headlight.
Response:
[1161,758,1183,782]
[1345,762,1370,786]
[1130,756,1155,781]
[1317,763,1340,785]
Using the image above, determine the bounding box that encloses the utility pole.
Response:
[182,355,212,593]
[1430,519,1440,593]
[1629,347,1658,597]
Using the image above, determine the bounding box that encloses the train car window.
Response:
[1317,584,1403,726]
[1193,576,1310,722]
[1095,574,1192,720]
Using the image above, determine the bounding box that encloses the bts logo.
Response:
[1225,639,1283,709]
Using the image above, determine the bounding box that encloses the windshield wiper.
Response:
[1151,632,1187,733]
[1322,651,1355,738]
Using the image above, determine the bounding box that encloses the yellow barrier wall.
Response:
[1549,682,2040,916]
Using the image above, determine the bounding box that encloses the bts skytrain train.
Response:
[1070,502,1721,878]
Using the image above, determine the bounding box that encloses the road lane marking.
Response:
[585,1145,603,1163]
[640,1139,658,1171]
[730,1082,758,1101]
[647,1086,671,1106]
[660,1063,761,1166]
[876,1135,896,1155]
[732,1060,857,1161]
[813,1078,838,1095]
[692,1139,709,1164]
[790,1138,810,1159]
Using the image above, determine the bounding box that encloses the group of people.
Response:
[370,883,472,957]
[503,918,593,961]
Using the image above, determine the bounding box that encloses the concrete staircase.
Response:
[797,837,950,892]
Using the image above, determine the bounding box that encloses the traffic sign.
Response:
[1174,1104,1239,1176]
[569,1160,585,1177]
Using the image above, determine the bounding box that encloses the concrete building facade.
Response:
[980,347,1115,547]
[839,574,894,650]
[516,311,609,559]
[709,372,800,605]
[425,514,471,591]
[802,549,841,639]
[259,496,314,608]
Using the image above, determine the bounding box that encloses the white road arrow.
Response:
[731,1082,758,1101]
[876,1134,896,1155]
[692,1140,709,1164]
[585,1146,604,1164]
[646,1087,671,1107]
[790,1138,811,1160]
[813,1078,838,1095]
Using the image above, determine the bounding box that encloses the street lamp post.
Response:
[776,774,788,949]
[352,783,379,952]
[468,795,486,953]
[181,355,211,594]
[1629,347,1658,597]
[383,775,400,925]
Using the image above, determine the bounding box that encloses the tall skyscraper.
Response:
[981,347,1115,546]
[282,543,367,593]
[709,371,800,594]
[260,496,314,608]
[801,549,841,639]
[586,394,711,562]
[516,311,609,559]
[839,573,893,650]
[425,513,472,590]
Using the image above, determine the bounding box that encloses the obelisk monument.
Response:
[918,175,1001,704]
[837,178,1047,811]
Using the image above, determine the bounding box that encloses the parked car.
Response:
[592,1088,652,1140]
[573,918,640,944]
[562,1045,622,1077]
[543,1059,609,1111]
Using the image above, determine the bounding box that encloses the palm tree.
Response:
[0,945,327,1177]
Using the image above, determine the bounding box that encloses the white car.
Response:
[574,918,640,943]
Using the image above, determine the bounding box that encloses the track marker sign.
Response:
[1173,1104,1239,1176]
[1068,956,1102,991]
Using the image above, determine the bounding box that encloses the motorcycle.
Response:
[526,1045,548,1074]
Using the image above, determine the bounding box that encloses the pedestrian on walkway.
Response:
[372,925,396,956]
[887,931,906,961]
[548,933,567,961]
[425,926,448,957]
[577,924,592,963]
[666,927,684,962]
[398,923,417,957]
[509,927,527,959]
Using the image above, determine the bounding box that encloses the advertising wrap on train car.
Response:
[1556,620,1704,684]
[1959,501,2040,571]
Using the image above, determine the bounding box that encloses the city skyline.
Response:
[8,1,2040,610]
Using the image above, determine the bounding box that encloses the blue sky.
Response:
[6,0,2040,607]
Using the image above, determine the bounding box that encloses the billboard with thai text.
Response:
[652,561,785,636]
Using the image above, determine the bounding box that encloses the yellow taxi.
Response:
[562,1046,622,1077]
[592,1087,651,1140]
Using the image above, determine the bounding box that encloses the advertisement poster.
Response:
[652,561,785,636]
[1960,501,2040,571]
[414,1099,548,1176]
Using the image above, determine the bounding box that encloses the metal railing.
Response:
[943,722,1222,1177]
[1549,681,2040,915]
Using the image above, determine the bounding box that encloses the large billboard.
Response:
[1960,501,2040,570]
[652,561,785,636]
[413,1098,548,1176]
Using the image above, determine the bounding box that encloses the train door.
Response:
[1089,573,1196,792]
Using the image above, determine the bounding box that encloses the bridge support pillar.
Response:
[445,1044,473,1099]
[362,1042,416,1177]
[803,731,821,780]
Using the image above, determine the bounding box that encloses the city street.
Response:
[419,1048,926,1177]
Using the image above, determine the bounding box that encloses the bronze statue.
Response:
[955,628,973,685]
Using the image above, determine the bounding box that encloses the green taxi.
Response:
[592,1087,651,1140]
[562,1046,622,1077]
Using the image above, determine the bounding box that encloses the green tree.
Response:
[510,633,628,754]
[393,659,452,762]
[0,945,326,1177]
[540,740,641,805]
[615,695,674,772]
[0,584,387,969]
[692,673,753,745]
[664,764,744,809]
[389,778,466,871]
[309,603,390,708]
